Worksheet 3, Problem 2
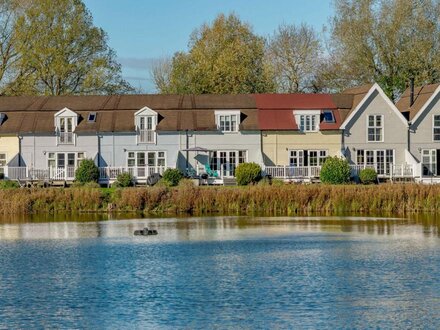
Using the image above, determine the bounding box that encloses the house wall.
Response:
[20,134,99,168]
[343,90,408,164]
[177,130,263,171]
[99,132,180,168]
[261,131,342,166]
[0,136,20,166]
[409,92,440,162]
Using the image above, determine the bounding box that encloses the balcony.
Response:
[139,130,155,143]
[58,132,74,144]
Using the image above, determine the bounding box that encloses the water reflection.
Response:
[0,215,439,240]
[0,216,439,328]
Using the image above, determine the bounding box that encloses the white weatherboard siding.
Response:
[20,134,99,169]
[177,131,263,173]
[409,92,440,163]
[99,132,179,168]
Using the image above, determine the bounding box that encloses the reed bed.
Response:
[1,183,440,216]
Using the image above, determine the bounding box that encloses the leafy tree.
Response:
[320,157,351,184]
[235,162,262,186]
[5,0,132,95]
[266,23,322,93]
[152,13,274,94]
[325,0,440,100]
[75,159,99,184]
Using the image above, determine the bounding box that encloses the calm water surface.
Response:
[0,216,439,329]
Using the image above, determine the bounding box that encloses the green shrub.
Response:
[162,168,183,187]
[0,180,19,189]
[235,162,262,185]
[75,159,99,183]
[114,172,134,187]
[319,156,351,184]
[359,168,378,184]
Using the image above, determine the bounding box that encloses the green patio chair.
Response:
[204,163,219,178]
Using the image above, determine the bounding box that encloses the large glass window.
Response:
[356,149,394,175]
[422,149,437,176]
[367,115,383,142]
[127,151,166,167]
[58,117,74,144]
[299,115,318,132]
[433,115,440,141]
[138,116,155,143]
[217,114,239,132]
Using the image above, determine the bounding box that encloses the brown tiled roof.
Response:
[0,94,258,134]
[396,83,440,121]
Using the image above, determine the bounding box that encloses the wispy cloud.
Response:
[118,56,170,71]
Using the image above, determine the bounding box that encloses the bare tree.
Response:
[265,23,322,93]
[150,57,173,94]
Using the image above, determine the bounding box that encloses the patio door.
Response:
[55,153,76,179]
[289,150,304,167]
[210,151,246,177]
[422,149,437,176]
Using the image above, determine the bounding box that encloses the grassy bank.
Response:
[2,182,440,216]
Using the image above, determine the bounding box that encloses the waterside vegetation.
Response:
[2,183,440,216]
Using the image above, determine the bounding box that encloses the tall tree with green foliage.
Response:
[4,0,132,95]
[152,14,274,94]
[265,23,322,93]
[324,0,440,100]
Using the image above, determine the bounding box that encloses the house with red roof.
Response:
[255,93,351,180]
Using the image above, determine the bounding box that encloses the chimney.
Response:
[410,77,415,107]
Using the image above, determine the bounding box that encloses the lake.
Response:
[0,215,439,329]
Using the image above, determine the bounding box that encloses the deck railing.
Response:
[265,164,415,180]
[264,166,321,179]
[99,166,167,180]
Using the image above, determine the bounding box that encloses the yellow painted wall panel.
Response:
[0,136,19,164]
[262,131,342,165]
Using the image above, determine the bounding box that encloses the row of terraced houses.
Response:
[0,82,440,185]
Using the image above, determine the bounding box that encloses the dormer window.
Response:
[0,113,6,126]
[135,107,157,144]
[55,108,78,145]
[294,110,320,132]
[215,111,240,132]
[88,112,96,123]
[323,110,335,123]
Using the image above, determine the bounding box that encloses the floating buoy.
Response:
[134,227,158,236]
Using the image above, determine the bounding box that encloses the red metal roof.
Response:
[259,109,298,130]
[255,94,342,130]
[254,93,338,110]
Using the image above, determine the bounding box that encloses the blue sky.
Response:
[83,0,334,92]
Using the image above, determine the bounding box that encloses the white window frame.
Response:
[0,153,6,167]
[293,110,320,132]
[355,149,394,175]
[215,111,240,133]
[126,151,167,168]
[47,152,86,168]
[135,107,158,144]
[54,108,78,146]
[367,114,384,142]
[432,115,440,142]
